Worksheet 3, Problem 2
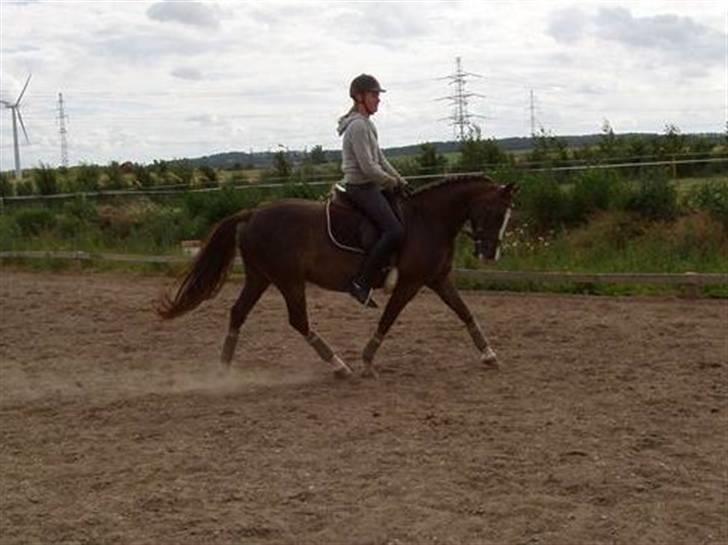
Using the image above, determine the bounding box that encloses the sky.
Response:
[0,0,726,171]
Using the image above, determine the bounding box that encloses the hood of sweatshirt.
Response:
[337,111,367,136]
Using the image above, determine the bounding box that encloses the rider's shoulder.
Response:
[347,115,372,134]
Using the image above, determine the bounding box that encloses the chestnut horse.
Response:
[157,174,517,378]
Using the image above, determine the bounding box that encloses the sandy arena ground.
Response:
[0,270,726,545]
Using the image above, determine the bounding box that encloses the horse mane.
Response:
[411,173,496,196]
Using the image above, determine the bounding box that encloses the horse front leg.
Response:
[362,282,421,378]
[428,276,499,368]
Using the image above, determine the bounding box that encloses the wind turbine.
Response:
[1,74,31,180]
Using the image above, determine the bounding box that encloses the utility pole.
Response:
[437,57,485,140]
[57,92,69,167]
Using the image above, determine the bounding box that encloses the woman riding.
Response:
[337,73,411,307]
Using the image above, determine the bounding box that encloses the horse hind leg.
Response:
[280,282,353,379]
[221,269,270,368]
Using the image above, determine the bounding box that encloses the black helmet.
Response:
[349,74,386,99]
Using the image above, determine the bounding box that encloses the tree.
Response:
[458,129,508,171]
[133,163,153,188]
[105,161,125,189]
[416,143,448,174]
[75,163,101,192]
[272,151,291,180]
[0,171,14,197]
[170,159,194,186]
[198,164,218,183]
[598,119,620,159]
[527,127,569,165]
[309,145,328,165]
[660,124,685,157]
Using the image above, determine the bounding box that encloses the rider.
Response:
[337,74,411,307]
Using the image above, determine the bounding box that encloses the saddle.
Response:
[326,184,404,255]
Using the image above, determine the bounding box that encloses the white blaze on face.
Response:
[494,207,512,261]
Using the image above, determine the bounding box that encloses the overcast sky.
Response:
[1,0,726,170]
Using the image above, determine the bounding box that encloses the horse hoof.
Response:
[361,365,379,379]
[334,367,353,380]
[331,356,353,379]
[481,347,499,368]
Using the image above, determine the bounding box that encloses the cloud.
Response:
[171,66,203,81]
[547,7,589,44]
[94,27,218,62]
[146,1,223,29]
[331,3,435,47]
[594,7,724,65]
[186,113,220,125]
[548,6,725,68]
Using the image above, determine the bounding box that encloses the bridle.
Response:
[463,206,512,259]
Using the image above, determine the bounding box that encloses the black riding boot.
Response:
[349,233,399,308]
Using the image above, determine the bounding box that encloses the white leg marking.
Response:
[331,355,353,378]
[495,207,512,261]
[481,346,499,368]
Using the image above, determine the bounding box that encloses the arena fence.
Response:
[2,250,726,287]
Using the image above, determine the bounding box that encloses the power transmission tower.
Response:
[437,57,485,140]
[529,89,536,137]
[57,92,69,167]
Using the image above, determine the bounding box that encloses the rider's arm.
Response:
[380,153,407,186]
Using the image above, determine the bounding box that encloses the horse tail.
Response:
[157,209,254,320]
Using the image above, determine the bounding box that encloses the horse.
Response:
[157,174,517,379]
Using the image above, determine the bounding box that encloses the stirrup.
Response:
[349,281,379,309]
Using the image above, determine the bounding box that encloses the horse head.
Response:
[466,182,518,261]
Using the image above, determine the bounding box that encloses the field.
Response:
[1,270,726,544]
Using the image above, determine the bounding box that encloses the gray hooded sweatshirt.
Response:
[337,111,403,190]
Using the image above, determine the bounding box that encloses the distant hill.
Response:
[184,132,689,169]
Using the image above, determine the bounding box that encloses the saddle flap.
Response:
[327,199,376,253]
[327,184,405,254]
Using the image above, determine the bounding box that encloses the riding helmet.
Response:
[349,74,386,99]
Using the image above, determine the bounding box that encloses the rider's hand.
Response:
[398,180,414,197]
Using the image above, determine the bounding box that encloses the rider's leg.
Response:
[344,184,404,306]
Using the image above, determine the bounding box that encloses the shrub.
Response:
[687,181,728,229]
[139,207,199,248]
[0,214,19,249]
[75,163,101,192]
[15,179,35,196]
[0,172,14,197]
[15,208,57,236]
[183,187,260,230]
[516,175,571,231]
[624,176,678,221]
[198,165,217,183]
[133,163,154,188]
[63,196,98,223]
[34,163,58,195]
[104,161,125,190]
